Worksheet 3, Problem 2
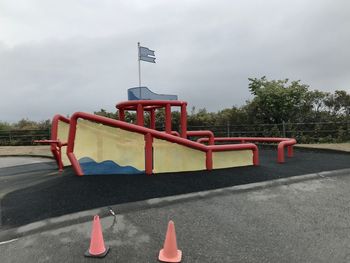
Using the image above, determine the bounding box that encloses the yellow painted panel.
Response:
[153,138,206,173]
[57,120,70,166]
[74,119,145,170]
[212,150,253,169]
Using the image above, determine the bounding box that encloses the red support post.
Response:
[50,115,70,172]
[136,104,144,126]
[56,141,64,172]
[206,149,213,170]
[180,104,187,138]
[165,103,172,134]
[277,147,285,163]
[208,135,214,145]
[277,139,296,163]
[253,147,259,166]
[144,133,153,175]
[66,115,84,176]
[34,139,64,172]
[150,109,156,129]
[119,109,125,121]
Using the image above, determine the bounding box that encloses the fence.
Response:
[0,129,51,146]
[0,121,349,146]
[187,121,350,143]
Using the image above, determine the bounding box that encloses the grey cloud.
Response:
[0,0,349,121]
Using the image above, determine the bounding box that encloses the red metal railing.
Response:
[116,100,188,138]
[50,115,70,171]
[33,139,67,172]
[67,112,259,176]
[186,130,215,145]
[197,137,296,163]
[34,115,70,172]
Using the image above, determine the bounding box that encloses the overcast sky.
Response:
[0,0,349,122]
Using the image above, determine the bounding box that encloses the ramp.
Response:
[64,112,257,176]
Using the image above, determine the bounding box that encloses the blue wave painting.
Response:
[79,157,144,175]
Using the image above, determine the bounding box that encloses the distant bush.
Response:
[1,77,349,145]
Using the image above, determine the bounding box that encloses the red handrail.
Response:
[67,112,259,176]
[197,137,296,163]
[186,130,215,145]
[116,100,189,138]
[116,100,187,109]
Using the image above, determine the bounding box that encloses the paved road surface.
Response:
[0,148,350,262]
[1,170,350,262]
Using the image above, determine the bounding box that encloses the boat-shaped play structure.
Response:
[39,87,296,176]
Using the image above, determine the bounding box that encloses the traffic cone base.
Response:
[84,246,110,258]
[158,248,182,263]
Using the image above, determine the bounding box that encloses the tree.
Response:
[247,76,311,124]
[324,90,350,116]
[94,109,118,119]
[304,90,331,121]
[0,122,11,130]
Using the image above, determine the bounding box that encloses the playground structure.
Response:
[41,87,296,176]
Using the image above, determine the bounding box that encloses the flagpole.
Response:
[138,42,141,88]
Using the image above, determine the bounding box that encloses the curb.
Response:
[1,167,349,242]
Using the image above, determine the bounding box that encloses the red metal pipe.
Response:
[198,137,295,164]
[198,137,294,143]
[50,115,70,172]
[206,149,213,170]
[150,109,156,129]
[51,115,70,141]
[118,109,125,121]
[165,103,172,134]
[117,100,187,109]
[253,146,259,165]
[287,146,294,157]
[207,143,259,166]
[187,130,214,145]
[117,100,189,138]
[180,103,187,138]
[66,115,84,176]
[33,139,64,171]
[136,104,144,126]
[144,133,153,175]
[160,131,180,136]
[170,131,180,137]
[277,139,296,163]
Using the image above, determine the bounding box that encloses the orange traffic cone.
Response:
[85,215,110,258]
[158,220,182,262]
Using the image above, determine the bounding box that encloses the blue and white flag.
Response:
[139,45,156,63]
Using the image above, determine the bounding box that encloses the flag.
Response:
[139,45,156,63]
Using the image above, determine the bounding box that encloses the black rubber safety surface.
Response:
[1,148,350,228]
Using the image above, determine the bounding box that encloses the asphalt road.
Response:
[1,168,350,262]
[0,148,350,229]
